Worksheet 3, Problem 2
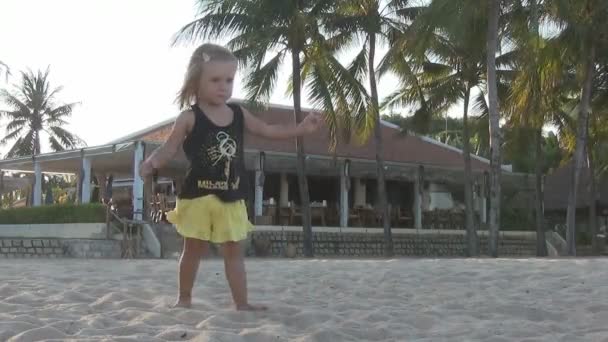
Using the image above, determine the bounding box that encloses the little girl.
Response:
[139,43,321,311]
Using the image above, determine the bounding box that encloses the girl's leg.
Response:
[174,237,209,308]
[222,241,267,311]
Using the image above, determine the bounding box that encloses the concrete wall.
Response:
[0,223,107,239]
[248,228,538,258]
[0,238,121,258]
[152,224,540,259]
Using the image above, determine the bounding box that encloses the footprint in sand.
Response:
[155,327,202,340]
[7,326,67,342]
[0,322,38,341]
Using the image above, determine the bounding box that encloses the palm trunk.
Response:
[535,128,548,256]
[588,146,599,255]
[369,33,393,257]
[34,130,41,155]
[462,86,477,256]
[291,47,313,257]
[29,132,42,206]
[528,0,548,257]
[486,0,501,258]
[566,44,595,256]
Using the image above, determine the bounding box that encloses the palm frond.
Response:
[5,129,35,158]
[0,60,10,81]
[48,135,64,152]
[0,89,30,115]
[347,46,369,84]
[244,52,284,104]
[48,126,86,150]
[5,119,28,132]
[0,127,24,145]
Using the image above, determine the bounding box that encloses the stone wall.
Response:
[249,231,538,258]
[0,238,121,258]
[0,223,107,239]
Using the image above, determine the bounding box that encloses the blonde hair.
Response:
[176,43,237,109]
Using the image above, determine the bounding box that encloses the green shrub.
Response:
[0,204,106,224]
[501,207,535,231]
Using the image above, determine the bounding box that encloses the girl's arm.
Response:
[139,110,194,177]
[242,106,322,140]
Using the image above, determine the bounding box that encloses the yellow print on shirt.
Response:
[205,131,237,180]
[198,176,240,191]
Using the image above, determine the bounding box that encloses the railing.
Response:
[105,204,143,258]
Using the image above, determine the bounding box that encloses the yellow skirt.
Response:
[166,195,254,243]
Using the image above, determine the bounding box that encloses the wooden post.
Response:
[254,152,265,222]
[414,165,424,231]
[340,160,350,228]
[481,172,489,226]
[135,225,140,257]
[106,204,112,239]
[0,170,4,207]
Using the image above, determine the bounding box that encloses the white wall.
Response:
[423,183,455,211]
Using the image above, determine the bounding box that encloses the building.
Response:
[0,100,534,229]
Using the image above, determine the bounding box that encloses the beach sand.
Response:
[0,258,607,341]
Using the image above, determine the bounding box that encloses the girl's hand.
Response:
[139,159,155,179]
[298,112,323,135]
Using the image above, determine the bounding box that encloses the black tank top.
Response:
[178,103,248,202]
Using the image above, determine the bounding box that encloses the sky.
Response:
[0,0,413,156]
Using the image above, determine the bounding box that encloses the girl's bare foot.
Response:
[171,296,192,308]
[236,303,268,311]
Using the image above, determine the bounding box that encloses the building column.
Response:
[132,141,145,220]
[255,170,264,217]
[480,175,487,225]
[33,160,42,207]
[414,165,423,231]
[279,173,289,208]
[96,173,106,203]
[340,174,349,228]
[254,152,265,219]
[353,178,366,207]
[81,157,92,204]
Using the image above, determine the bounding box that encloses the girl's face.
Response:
[197,61,237,105]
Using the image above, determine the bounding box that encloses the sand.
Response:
[0,257,607,342]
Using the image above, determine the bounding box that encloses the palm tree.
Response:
[0,67,84,157]
[384,0,496,256]
[588,58,608,254]
[545,0,608,255]
[172,0,360,257]
[501,0,550,256]
[322,0,414,257]
[486,0,502,257]
[0,61,9,82]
